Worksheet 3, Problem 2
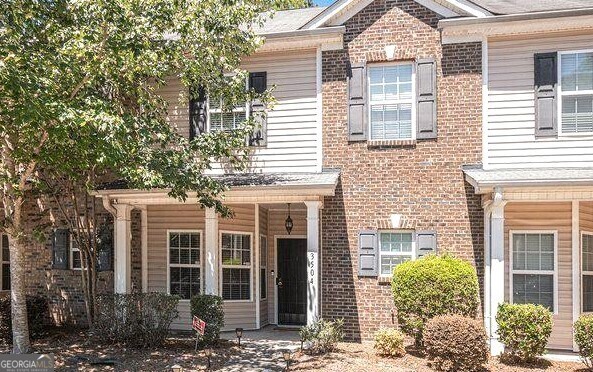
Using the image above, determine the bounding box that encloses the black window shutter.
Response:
[189,85,207,140]
[416,230,437,258]
[97,222,113,272]
[358,230,378,277]
[416,58,437,139]
[534,52,558,137]
[347,62,367,141]
[249,72,268,147]
[52,229,69,270]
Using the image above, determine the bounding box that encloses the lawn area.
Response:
[0,329,587,371]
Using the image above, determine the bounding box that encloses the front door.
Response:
[277,238,307,326]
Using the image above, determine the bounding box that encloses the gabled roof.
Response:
[467,0,593,15]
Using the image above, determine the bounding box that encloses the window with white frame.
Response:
[168,231,201,300]
[511,232,556,312]
[560,51,593,134]
[583,233,593,312]
[1,235,10,291]
[260,235,267,300]
[221,233,251,301]
[379,231,414,276]
[368,64,414,140]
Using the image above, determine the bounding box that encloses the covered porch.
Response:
[465,167,593,354]
[94,171,339,331]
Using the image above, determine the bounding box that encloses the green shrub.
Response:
[190,294,224,347]
[374,328,405,357]
[496,303,553,362]
[391,254,480,345]
[300,318,344,354]
[574,314,593,369]
[0,295,50,344]
[94,292,179,347]
[424,315,488,371]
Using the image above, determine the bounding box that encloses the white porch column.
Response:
[304,200,322,325]
[204,207,219,295]
[114,204,133,294]
[488,187,506,356]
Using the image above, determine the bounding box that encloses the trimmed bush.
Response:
[300,318,344,354]
[496,303,553,362]
[94,292,179,347]
[574,314,593,369]
[424,315,488,371]
[374,328,405,357]
[391,254,480,345]
[0,295,50,344]
[190,294,224,347]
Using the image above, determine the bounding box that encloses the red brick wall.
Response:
[321,0,483,340]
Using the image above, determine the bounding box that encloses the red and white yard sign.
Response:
[192,315,206,335]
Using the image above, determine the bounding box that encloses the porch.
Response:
[94,171,339,332]
[465,167,593,354]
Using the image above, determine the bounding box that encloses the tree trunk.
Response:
[8,234,31,353]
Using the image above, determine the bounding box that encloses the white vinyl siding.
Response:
[510,232,558,313]
[168,231,201,300]
[560,51,593,134]
[1,235,9,291]
[368,64,414,140]
[379,231,415,277]
[582,233,593,313]
[487,32,593,169]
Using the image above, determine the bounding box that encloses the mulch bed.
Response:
[0,329,588,371]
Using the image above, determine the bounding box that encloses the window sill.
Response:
[367,139,416,148]
[377,276,392,284]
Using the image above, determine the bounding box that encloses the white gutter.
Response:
[440,7,593,28]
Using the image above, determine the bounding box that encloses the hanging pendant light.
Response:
[285,203,293,235]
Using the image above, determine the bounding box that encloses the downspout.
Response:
[101,195,117,217]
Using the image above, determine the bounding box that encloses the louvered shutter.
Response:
[97,222,113,271]
[248,72,267,146]
[348,62,367,141]
[416,230,437,258]
[416,58,437,139]
[52,229,69,270]
[358,230,378,277]
[534,52,558,137]
[189,85,207,140]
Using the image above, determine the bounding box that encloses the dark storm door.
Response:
[277,238,307,326]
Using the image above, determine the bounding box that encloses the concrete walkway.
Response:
[218,326,301,371]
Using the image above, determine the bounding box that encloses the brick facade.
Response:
[321,0,483,340]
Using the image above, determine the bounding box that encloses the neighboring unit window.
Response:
[260,235,267,300]
[368,64,414,140]
[583,233,593,312]
[1,235,10,291]
[221,233,251,301]
[379,232,414,276]
[208,98,247,132]
[560,51,593,133]
[511,233,556,311]
[169,231,201,300]
[70,237,82,270]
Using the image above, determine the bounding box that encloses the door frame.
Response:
[274,235,307,326]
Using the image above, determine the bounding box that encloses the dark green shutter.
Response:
[189,85,207,140]
[416,58,437,139]
[97,222,113,271]
[416,230,437,258]
[534,52,558,137]
[358,230,378,277]
[249,72,267,147]
[52,229,69,270]
[348,62,367,141]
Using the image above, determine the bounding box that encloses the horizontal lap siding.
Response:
[146,205,205,330]
[488,32,593,168]
[504,202,573,350]
[219,204,257,330]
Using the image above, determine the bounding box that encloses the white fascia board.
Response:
[416,0,459,18]
[438,0,491,18]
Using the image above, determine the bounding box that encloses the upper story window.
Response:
[208,97,248,132]
[368,64,414,140]
[560,51,593,134]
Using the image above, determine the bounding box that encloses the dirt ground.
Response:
[0,329,588,371]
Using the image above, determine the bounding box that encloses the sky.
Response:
[314,0,335,6]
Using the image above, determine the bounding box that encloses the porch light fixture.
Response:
[285,203,293,235]
[282,350,292,371]
[235,327,243,346]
